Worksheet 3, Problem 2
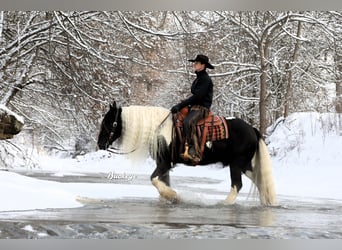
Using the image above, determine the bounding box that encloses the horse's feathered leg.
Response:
[150,135,178,203]
[152,176,178,203]
[225,164,242,204]
[225,186,238,204]
[151,167,170,186]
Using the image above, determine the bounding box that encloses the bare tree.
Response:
[284,20,303,118]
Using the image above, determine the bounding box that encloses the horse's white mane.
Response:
[120,105,173,161]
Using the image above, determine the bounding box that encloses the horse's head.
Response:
[97,101,122,150]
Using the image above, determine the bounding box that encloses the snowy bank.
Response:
[0,170,160,212]
[267,112,342,199]
[267,112,341,164]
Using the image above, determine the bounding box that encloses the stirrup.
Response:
[180,143,189,161]
[188,154,201,164]
[180,144,201,164]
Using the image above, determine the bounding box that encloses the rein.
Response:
[107,146,137,155]
[155,111,171,133]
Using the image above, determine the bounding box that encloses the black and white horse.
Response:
[97,101,277,206]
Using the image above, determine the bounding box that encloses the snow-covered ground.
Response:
[0,112,341,212]
[266,112,341,200]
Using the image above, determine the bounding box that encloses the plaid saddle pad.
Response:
[174,113,229,153]
[196,116,229,142]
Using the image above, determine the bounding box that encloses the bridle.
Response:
[107,107,120,145]
[101,107,133,154]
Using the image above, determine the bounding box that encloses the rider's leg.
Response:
[182,109,204,161]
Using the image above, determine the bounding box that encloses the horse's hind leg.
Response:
[241,159,254,182]
[225,164,243,204]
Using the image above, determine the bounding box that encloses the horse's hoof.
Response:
[223,199,235,205]
[152,177,179,203]
[180,153,201,165]
[170,196,180,204]
[158,195,180,204]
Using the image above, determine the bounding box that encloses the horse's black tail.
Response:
[252,127,278,206]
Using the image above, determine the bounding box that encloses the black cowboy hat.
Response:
[188,54,214,69]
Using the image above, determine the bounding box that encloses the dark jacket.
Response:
[178,70,213,109]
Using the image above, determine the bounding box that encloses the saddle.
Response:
[173,107,229,163]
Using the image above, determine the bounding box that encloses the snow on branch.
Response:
[118,11,181,38]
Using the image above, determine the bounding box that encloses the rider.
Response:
[171,54,214,162]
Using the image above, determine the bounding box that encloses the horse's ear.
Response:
[110,101,117,110]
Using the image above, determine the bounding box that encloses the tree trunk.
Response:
[335,40,342,114]
[284,21,302,118]
[337,81,342,114]
[259,57,268,136]
[0,11,3,42]
[259,36,271,136]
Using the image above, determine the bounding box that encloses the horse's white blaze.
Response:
[225,186,238,204]
[120,106,172,161]
[252,139,278,206]
[152,177,178,202]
